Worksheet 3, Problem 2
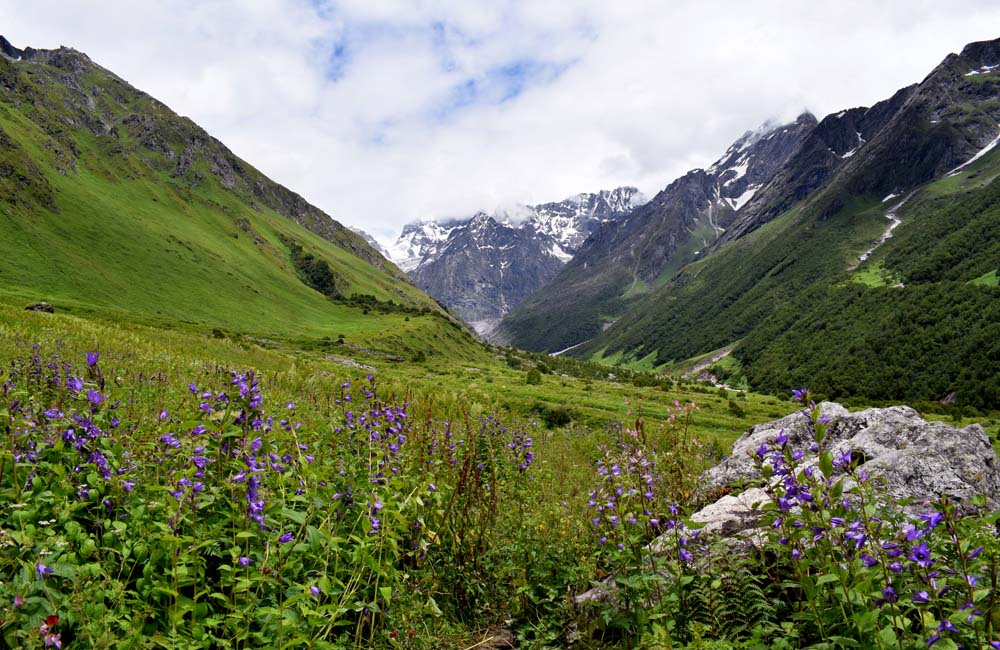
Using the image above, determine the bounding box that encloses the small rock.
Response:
[25,301,54,313]
[688,487,771,537]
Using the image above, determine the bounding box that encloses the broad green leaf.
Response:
[819,451,834,479]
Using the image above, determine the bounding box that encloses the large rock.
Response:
[577,404,1000,608]
[690,403,1000,540]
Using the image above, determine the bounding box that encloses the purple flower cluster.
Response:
[588,435,669,549]
[2,351,138,498]
[506,430,534,473]
[758,388,999,647]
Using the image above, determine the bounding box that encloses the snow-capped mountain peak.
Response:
[386,219,462,272]
[706,113,817,212]
[387,186,644,329]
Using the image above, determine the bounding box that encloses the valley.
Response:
[1,28,1000,650]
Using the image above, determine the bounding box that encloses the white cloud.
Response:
[3,1,1000,245]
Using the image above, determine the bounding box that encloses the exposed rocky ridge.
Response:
[0,36,395,276]
[691,403,1000,541]
[549,36,1000,395]
[388,218,468,273]
[410,212,565,327]
[350,227,391,259]
[716,87,916,245]
[391,187,643,329]
[718,37,1000,245]
[494,115,816,351]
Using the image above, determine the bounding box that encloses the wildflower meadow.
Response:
[0,341,998,649]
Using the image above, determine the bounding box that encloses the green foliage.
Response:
[684,559,775,642]
[745,393,1000,648]
[971,268,999,287]
[0,307,794,648]
[0,348,552,648]
[571,142,1000,410]
[529,402,574,429]
[737,282,1000,408]
[579,196,885,372]
[525,368,542,385]
[284,237,345,298]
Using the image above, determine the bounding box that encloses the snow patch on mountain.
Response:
[386,219,462,272]
[387,187,645,325]
[387,187,645,272]
[946,128,1000,176]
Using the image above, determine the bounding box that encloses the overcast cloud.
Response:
[3,1,1000,244]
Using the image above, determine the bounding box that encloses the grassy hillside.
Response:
[736,146,1000,407]
[584,135,1000,408]
[0,46,480,362]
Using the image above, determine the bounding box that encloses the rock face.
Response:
[409,212,566,329]
[390,187,644,331]
[718,38,1000,246]
[690,403,1000,540]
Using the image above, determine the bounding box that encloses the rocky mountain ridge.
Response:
[557,36,1000,409]
[494,114,817,351]
[388,187,644,330]
[0,35,395,277]
[0,35,468,351]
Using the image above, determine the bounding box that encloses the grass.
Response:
[971,268,999,287]
[3,297,997,648]
[851,260,901,287]
[0,55,480,363]
[0,303,790,452]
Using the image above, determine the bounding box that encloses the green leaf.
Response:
[424,596,443,617]
[281,508,306,525]
[814,422,827,444]
[379,586,392,603]
[819,451,833,479]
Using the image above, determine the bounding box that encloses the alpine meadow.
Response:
[2,12,1000,650]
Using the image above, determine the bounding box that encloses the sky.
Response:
[3,1,1000,245]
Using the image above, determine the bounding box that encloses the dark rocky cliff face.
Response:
[494,115,816,352]
[719,37,1000,245]
[409,214,564,326]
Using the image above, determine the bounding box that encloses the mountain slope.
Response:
[0,36,479,359]
[494,114,816,352]
[390,187,643,329]
[576,37,1000,407]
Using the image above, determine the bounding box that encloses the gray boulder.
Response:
[691,403,1000,541]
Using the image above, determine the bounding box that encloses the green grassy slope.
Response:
[737,146,1000,407]
[576,193,888,363]
[588,139,1000,408]
[0,302,799,449]
[0,46,480,361]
